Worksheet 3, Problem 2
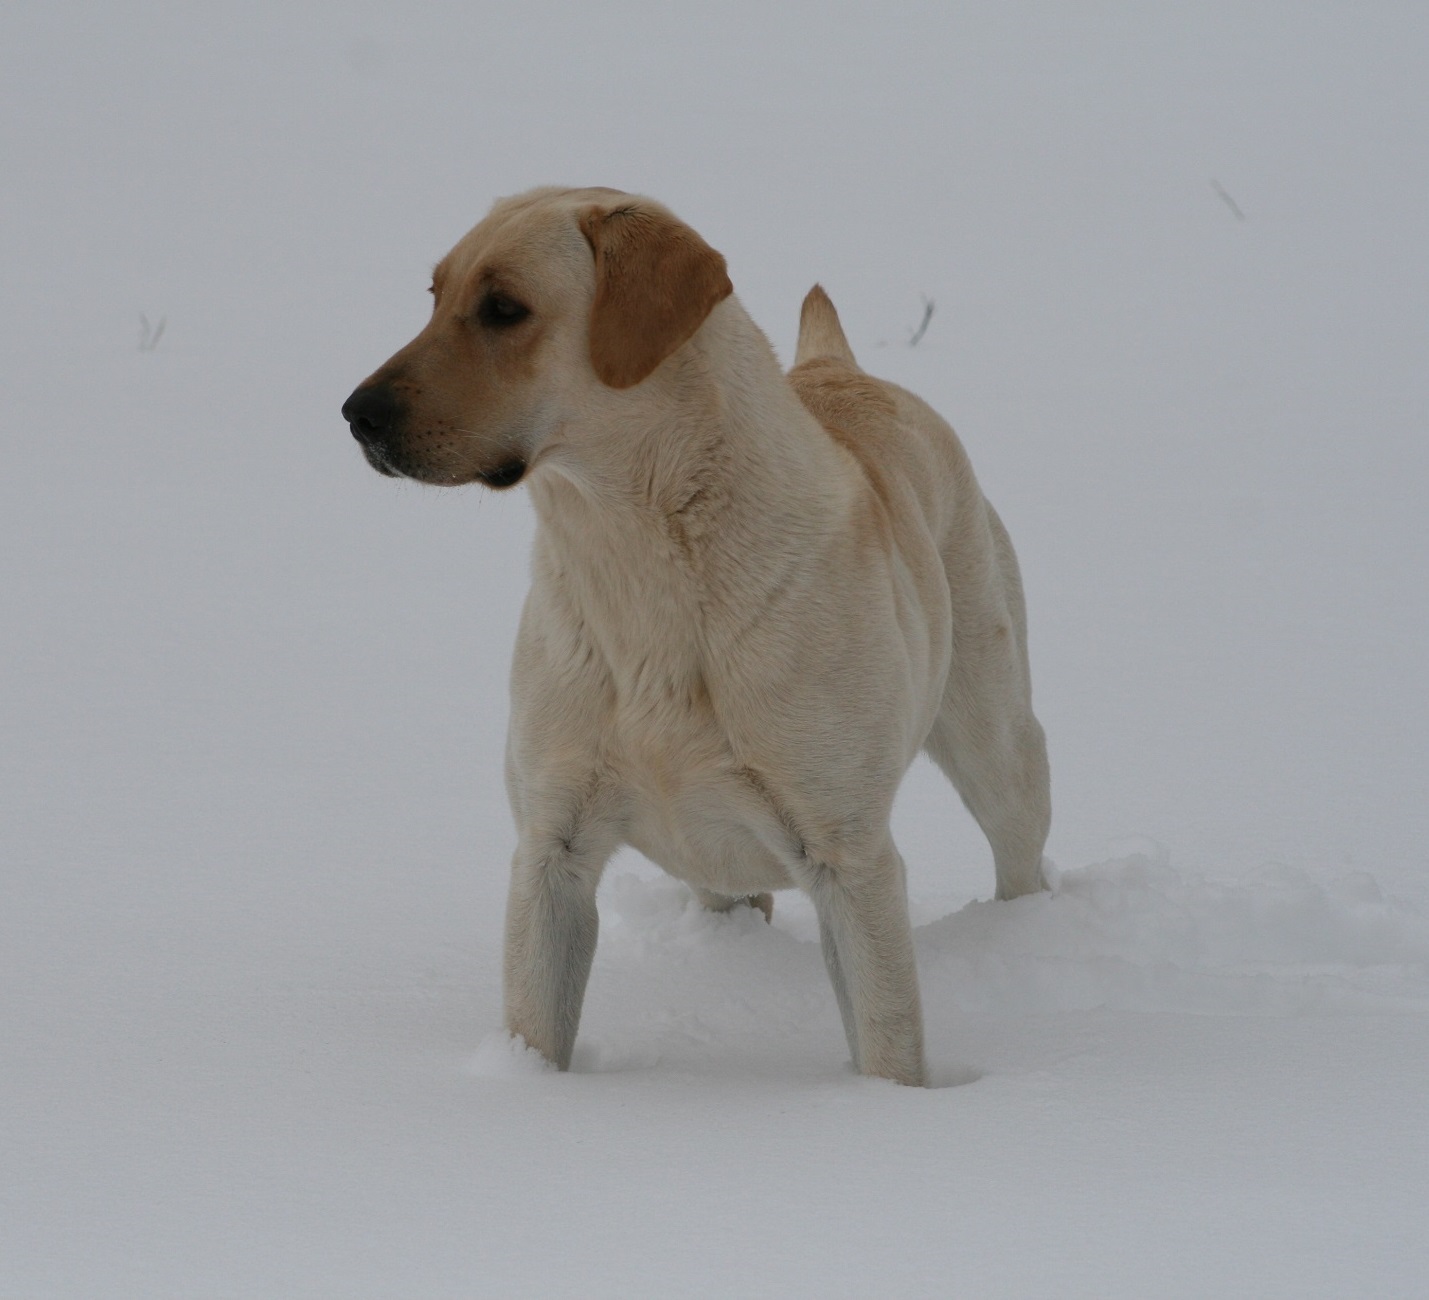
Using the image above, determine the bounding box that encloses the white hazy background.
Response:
[3,3,1427,1296]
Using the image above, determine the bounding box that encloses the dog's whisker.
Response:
[452,427,509,449]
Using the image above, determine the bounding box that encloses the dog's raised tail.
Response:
[795,284,859,369]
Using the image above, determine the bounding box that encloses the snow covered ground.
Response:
[4,2,1427,1295]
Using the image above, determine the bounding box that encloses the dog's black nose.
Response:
[342,383,400,447]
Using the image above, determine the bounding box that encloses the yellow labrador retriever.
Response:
[342,187,1050,1085]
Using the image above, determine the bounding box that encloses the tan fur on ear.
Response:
[579,202,733,389]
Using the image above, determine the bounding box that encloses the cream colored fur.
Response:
[343,187,1051,1086]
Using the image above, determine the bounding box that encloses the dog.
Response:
[342,187,1050,1086]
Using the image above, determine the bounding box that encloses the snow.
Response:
[3,1,1428,1295]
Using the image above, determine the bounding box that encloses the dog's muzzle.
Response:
[342,383,403,477]
[341,382,527,487]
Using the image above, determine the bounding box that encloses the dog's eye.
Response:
[476,293,531,328]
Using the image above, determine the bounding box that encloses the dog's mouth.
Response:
[359,441,401,478]
[358,439,525,490]
[475,459,527,489]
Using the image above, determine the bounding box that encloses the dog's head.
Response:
[341,187,732,487]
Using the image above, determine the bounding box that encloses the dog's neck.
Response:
[524,297,856,683]
[531,296,851,555]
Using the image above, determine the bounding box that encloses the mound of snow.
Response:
[466,1031,557,1078]
[921,847,1429,1016]
[577,849,1429,1075]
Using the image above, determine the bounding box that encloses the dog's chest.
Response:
[529,503,799,891]
[608,662,795,894]
[610,655,728,795]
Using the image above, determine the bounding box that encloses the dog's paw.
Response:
[694,887,775,921]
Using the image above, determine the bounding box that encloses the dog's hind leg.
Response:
[693,887,774,922]
[923,628,1050,901]
[926,504,1051,900]
[926,706,1049,901]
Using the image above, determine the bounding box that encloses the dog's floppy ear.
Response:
[578,201,733,389]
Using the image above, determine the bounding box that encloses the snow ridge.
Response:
[573,851,1429,1077]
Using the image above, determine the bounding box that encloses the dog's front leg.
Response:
[502,825,614,1071]
[807,841,926,1087]
[817,913,860,1064]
